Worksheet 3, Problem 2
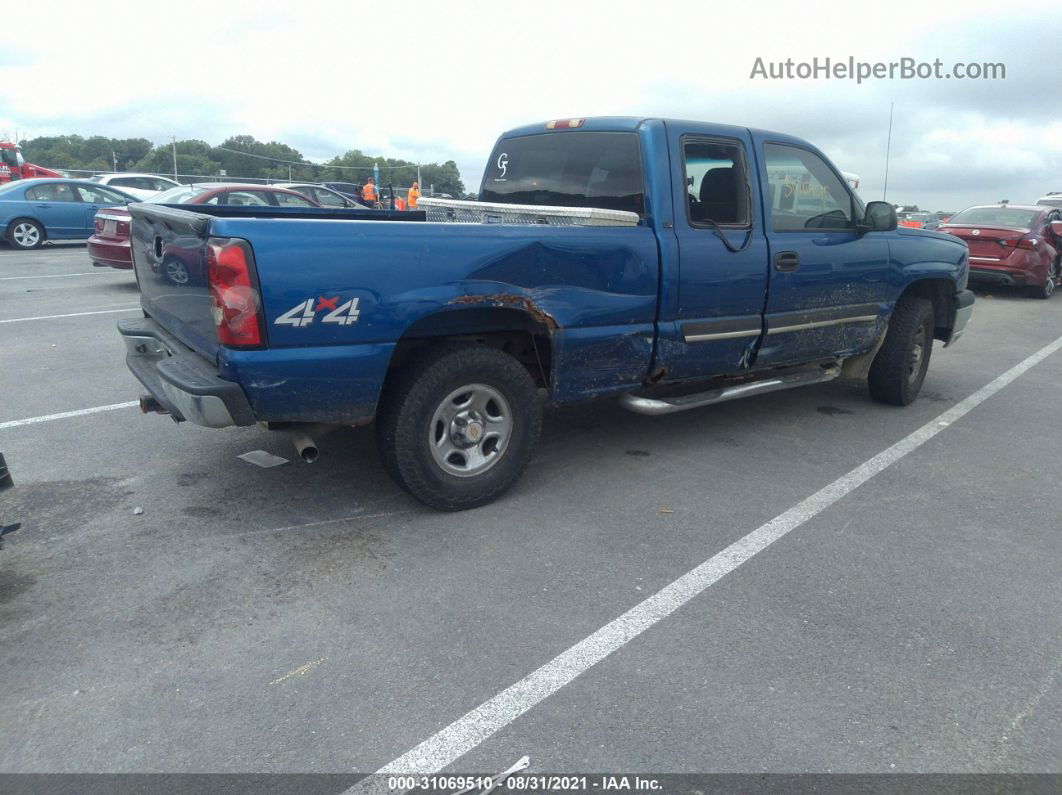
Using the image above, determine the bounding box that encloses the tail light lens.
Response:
[94,216,103,233]
[1017,237,1038,251]
[206,237,263,347]
[116,220,130,236]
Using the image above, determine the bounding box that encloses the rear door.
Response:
[25,183,83,237]
[753,137,890,367]
[661,123,770,380]
[74,184,132,233]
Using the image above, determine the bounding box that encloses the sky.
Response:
[1,0,1059,211]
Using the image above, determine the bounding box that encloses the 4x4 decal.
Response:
[275,296,361,327]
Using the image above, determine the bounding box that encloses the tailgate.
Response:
[128,204,220,360]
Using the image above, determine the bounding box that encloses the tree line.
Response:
[19,134,467,196]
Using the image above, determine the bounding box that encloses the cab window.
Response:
[222,190,271,206]
[272,191,314,207]
[683,139,749,226]
[481,131,644,216]
[313,188,346,207]
[26,183,77,202]
[763,143,854,231]
[76,185,129,204]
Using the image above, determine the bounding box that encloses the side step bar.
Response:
[619,363,841,416]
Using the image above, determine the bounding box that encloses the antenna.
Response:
[883,102,894,201]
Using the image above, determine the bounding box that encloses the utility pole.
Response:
[289,164,293,181]
[112,151,117,172]
[883,102,894,202]
[171,136,179,182]
[417,164,421,188]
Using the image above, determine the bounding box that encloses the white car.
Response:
[88,173,181,200]
[1037,192,1062,209]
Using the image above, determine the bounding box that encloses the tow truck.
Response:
[0,140,62,184]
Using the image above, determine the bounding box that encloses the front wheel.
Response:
[375,343,543,511]
[6,219,44,249]
[868,296,934,406]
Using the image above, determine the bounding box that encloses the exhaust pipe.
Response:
[139,395,169,415]
[291,431,319,463]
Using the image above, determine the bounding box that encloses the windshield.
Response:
[0,148,17,167]
[147,185,210,204]
[480,131,644,215]
[948,206,1039,229]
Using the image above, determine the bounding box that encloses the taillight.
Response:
[116,220,129,236]
[206,237,263,347]
[1000,237,1038,250]
[94,216,103,233]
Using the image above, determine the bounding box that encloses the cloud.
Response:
[1,0,1058,208]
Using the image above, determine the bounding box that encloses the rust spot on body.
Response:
[449,293,558,331]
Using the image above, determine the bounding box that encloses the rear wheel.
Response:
[6,219,44,249]
[868,296,934,406]
[1028,262,1058,299]
[375,343,543,511]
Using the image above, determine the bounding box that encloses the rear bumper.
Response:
[969,267,1026,286]
[945,289,975,347]
[87,236,132,269]
[118,316,255,428]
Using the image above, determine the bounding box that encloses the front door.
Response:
[753,139,891,367]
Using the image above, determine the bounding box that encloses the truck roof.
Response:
[499,116,812,148]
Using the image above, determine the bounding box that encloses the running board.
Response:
[619,364,841,416]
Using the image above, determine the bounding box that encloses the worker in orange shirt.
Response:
[407,180,420,209]
[361,177,377,206]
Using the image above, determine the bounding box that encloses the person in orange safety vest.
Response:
[407,180,420,209]
[361,178,377,205]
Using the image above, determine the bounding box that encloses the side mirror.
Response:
[1051,220,1062,237]
[862,201,897,232]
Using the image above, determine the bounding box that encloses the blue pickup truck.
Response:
[119,117,973,510]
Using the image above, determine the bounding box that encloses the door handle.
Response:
[775,251,800,272]
[35,203,51,208]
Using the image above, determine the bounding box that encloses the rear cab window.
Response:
[481,131,644,216]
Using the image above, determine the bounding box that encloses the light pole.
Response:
[171,136,178,182]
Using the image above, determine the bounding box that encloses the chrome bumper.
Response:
[118,317,255,428]
[945,289,975,347]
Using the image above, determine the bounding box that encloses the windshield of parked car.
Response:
[480,131,644,216]
[147,185,211,204]
[948,207,1039,228]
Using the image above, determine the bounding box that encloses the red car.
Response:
[87,183,320,270]
[937,204,1062,298]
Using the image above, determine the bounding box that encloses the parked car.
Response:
[322,181,364,202]
[88,173,181,200]
[0,178,139,249]
[1036,192,1062,209]
[88,183,321,271]
[118,116,973,510]
[273,182,369,208]
[937,204,1062,298]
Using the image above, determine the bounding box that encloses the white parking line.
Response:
[0,402,138,430]
[0,272,125,281]
[0,307,140,324]
[362,333,1062,779]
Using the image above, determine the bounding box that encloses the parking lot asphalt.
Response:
[0,244,1059,775]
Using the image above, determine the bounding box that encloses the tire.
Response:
[1027,262,1057,299]
[6,218,44,250]
[868,296,934,406]
[375,343,543,511]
